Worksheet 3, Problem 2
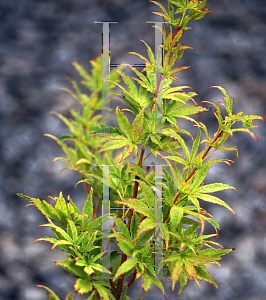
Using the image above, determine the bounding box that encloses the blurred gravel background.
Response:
[0,0,266,299]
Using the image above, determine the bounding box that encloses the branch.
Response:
[163,130,223,222]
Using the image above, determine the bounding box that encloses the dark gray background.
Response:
[0,0,266,299]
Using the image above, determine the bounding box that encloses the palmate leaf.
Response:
[165,246,233,293]
[150,1,171,23]
[39,216,73,242]
[18,193,61,223]
[129,39,155,70]
[211,86,234,116]
[111,70,153,111]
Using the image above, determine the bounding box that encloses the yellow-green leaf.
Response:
[115,107,132,139]
[171,258,183,291]
[74,278,93,294]
[114,258,137,278]
[170,206,183,229]
[195,193,235,215]
[195,183,236,194]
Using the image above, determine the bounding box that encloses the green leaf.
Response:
[138,180,155,208]
[211,86,234,115]
[115,236,135,256]
[114,258,137,278]
[231,128,259,141]
[50,240,73,251]
[162,155,188,166]
[102,250,120,269]
[99,138,129,153]
[191,128,201,160]
[111,216,131,240]
[141,272,152,292]
[84,291,97,300]
[18,193,60,223]
[194,264,218,288]
[120,144,136,162]
[120,285,129,300]
[90,263,111,274]
[150,1,171,24]
[195,183,236,194]
[93,283,116,300]
[135,218,155,239]
[170,206,183,229]
[163,167,175,198]
[195,193,235,215]
[65,292,76,300]
[189,164,210,190]
[55,258,87,279]
[135,228,154,249]
[130,211,140,240]
[171,257,183,291]
[150,276,165,295]
[83,188,94,220]
[37,286,60,300]
[199,248,233,258]
[91,124,123,135]
[67,218,78,243]
[115,107,133,139]
[115,198,155,220]
[74,278,93,294]
[39,217,72,242]
[132,109,144,142]
[178,272,188,295]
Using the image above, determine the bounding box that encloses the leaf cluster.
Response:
[18,1,264,299]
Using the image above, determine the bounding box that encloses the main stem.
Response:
[115,145,146,299]
[115,24,184,299]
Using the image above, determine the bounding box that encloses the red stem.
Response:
[115,146,145,299]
